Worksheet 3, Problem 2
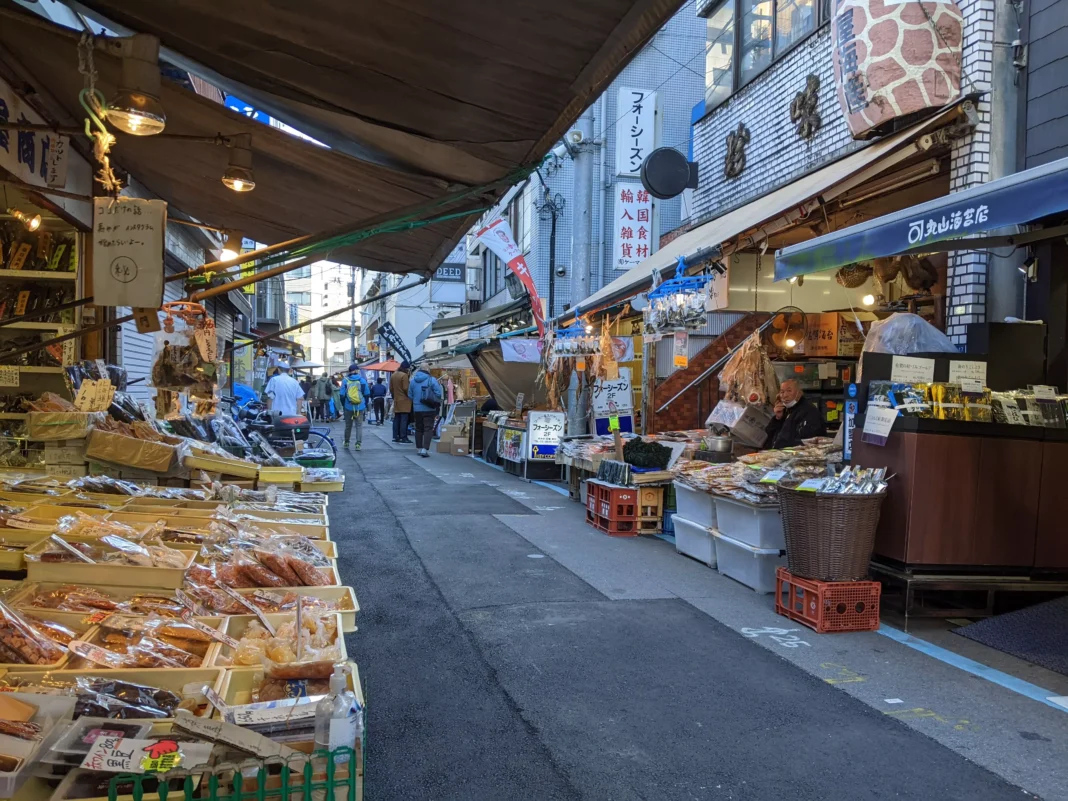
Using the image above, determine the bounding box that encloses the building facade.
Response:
[282,260,361,373]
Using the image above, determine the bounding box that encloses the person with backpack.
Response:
[340,364,370,451]
[407,363,443,457]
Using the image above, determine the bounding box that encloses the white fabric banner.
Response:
[500,338,544,363]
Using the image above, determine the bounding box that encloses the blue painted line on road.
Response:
[877,624,1067,713]
[532,480,569,497]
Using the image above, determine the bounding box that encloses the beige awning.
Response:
[568,107,964,318]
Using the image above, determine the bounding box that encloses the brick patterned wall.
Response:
[945,0,994,347]
[650,313,768,432]
[690,26,860,225]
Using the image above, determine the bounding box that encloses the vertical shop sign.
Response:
[613,184,654,270]
[475,218,546,337]
[615,88,657,176]
[0,75,70,188]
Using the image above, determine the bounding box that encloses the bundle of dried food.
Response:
[718,333,779,406]
[0,600,66,664]
[226,610,341,678]
[622,436,672,469]
[24,392,75,413]
[66,475,145,496]
[54,512,149,540]
[67,615,210,669]
[244,589,341,614]
[26,533,187,569]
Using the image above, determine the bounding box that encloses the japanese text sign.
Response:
[615,87,657,176]
[592,366,634,416]
[613,182,654,270]
[528,411,565,460]
[0,75,69,189]
[476,217,546,337]
[92,197,166,308]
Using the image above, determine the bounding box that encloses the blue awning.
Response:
[775,155,1068,281]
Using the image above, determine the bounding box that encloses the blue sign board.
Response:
[224,95,270,125]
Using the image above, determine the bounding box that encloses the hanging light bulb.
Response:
[584,324,593,333]
[785,337,797,349]
[862,294,875,307]
[106,34,166,136]
[788,276,797,284]
[221,229,244,262]
[222,134,256,192]
[7,208,41,232]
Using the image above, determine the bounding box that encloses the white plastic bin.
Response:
[673,481,717,528]
[672,516,716,567]
[713,496,785,550]
[712,530,785,593]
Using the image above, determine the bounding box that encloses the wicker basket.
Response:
[776,486,886,581]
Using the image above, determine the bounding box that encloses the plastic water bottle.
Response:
[313,664,363,767]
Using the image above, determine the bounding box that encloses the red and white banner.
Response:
[475,217,546,338]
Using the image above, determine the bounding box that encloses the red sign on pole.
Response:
[476,217,546,338]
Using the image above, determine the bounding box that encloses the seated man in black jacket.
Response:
[764,378,826,448]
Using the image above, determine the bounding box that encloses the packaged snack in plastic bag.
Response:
[0,599,66,664]
[150,302,219,398]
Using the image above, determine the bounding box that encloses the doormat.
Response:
[953,596,1068,677]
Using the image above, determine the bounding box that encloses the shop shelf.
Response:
[775,567,882,633]
[0,270,76,281]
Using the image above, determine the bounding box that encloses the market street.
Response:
[331,424,1066,801]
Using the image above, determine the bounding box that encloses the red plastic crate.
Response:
[585,508,638,536]
[587,480,638,521]
[775,567,881,634]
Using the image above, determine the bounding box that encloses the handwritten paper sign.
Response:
[861,407,898,446]
[73,378,115,412]
[0,366,18,387]
[948,360,986,393]
[92,197,166,307]
[81,737,213,774]
[890,356,935,385]
[528,411,565,460]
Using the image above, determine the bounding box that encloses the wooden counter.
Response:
[853,420,1067,570]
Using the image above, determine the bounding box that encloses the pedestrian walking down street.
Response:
[408,364,443,457]
[330,375,343,421]
[390,361,412,443]
[311,372,332,421]
[341,364,370,450]
[370,378,388,425]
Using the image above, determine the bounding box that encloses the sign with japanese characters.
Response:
[0,75,69,189]
[613,183,654,270]
[81,737,213,774]
[92,197,166,308]
[528,411,565,460]
[592,367,634,416]
[475,217,546,337]
[907,204,990,248]
[615,88,657,176]
[499,426,524,462]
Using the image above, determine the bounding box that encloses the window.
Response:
[705,2,735,109]
[482,249,501,301]
[286,291,311,305]
[702,0,821,108]
[292,265,311,279]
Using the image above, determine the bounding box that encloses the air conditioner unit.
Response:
[466,286,481,301]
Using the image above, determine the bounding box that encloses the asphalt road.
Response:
[333,429,1030,801]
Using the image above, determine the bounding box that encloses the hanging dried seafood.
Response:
[150,302,219,399]
[643,256,709,335]
[835,262,872,288]
[718,332,779,406]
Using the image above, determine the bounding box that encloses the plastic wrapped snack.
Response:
[963,388,993,423]
[0,600,66,664]
[928,382,963,421]
[229,611,341,679]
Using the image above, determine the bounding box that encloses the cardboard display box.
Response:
[451,438,469,456]
[43,440,87,465]
[802,312,878,358]
[435,438,453,453]
[86,429,176,473]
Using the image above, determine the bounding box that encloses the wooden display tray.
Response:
[298,480,344,493]
[207,612,346,668]
[23,539,197,589]
[232,509,329,524]
[258,467,304,483]
[182,454,260,478]
[0,530,58,571]
[217,658,363,709]
[0,610,97,670]
[233,586,358,632]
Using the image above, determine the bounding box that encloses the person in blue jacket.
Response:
[407,364,443,457]
[340,363,371,451]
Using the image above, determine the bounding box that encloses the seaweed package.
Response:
[929,382,963,421]
[963,388,993,423]
[887,383,930,417]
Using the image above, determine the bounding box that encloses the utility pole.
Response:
[349,263,357,363]
[568,107,595,436]
[537,189,565,319]
[986,0,1024,322]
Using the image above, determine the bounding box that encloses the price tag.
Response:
[133,308,161,334]
[0,365,19,387]
[8,242,31,271]
[949,360,986,391]
[68,639,134,668]
[861,407,898,446]
[796,478,826,492]
[194,328,218,361]
[13,291,30,317]
[576,358,586,372]
[608,415,620,432]
[759,469,787,484]
[890,356,935,385]
[180,610,240,649]
[673,331,689,368]
[514,392,525,413]
[1033,385,1058,400]
[175,588,208,616]
[74,378,115,412]
[218,584,277,635]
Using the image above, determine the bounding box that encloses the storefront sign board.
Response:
[614,88,657,176]
[592,367,634,416]
[613,182,654,270]
[528,411,565,460]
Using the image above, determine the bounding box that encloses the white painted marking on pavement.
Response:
[740,626,811,648]
[527,554,545,559]
[1049,696,1068,710]
[884,698,904,704]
